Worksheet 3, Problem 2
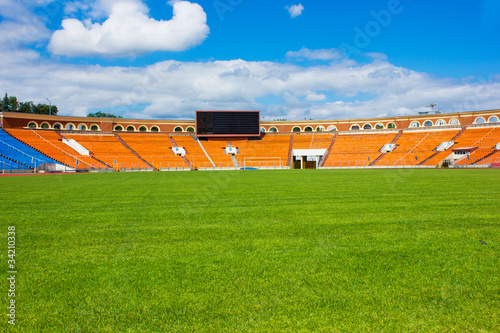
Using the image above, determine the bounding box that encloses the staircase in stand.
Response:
[391,130,404,144]
[90,155,112,169]
[451,126,466,141]
[370,130,403,166]
[418,127,465,166]
[230,155,239,168]
[227,141,240,168]
[394,132,430,165]
[115,134,156,170]
[195,137,215,167]
[168,135,192,169]
[473,149,499,165]
[286,134,294,167]
[319,133,337,167]
[369,153,385,166]
[418,151,439,166]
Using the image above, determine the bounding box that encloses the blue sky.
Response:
[1,0,499,120]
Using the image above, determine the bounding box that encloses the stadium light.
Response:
[427,103,441,114]
[46,98,56,115]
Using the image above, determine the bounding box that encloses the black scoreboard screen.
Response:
[196,111,261,137]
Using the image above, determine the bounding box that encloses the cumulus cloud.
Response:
[285,4,304,18]
[1,45,500,121]
[49,0,209,56]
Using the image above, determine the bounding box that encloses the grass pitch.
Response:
[1,169,499,332]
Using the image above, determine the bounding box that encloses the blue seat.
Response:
[0,155,29,170]
[0,129,58,168]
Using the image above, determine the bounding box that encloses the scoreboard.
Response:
[196,111,260,137]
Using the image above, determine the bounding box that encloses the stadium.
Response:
[1,109,500,172]
[2,0,500,330]
[1,109,500,332]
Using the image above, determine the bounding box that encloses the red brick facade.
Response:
[1,109,499,133]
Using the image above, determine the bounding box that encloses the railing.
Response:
[194,162,237,170]
[321,160,435,168]
[468,122,500,129]
[240,160,285,169]
[0,159,113,173]
[2,155,499,172]
[0,160,30,173]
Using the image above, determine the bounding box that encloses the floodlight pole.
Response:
[46,97,54,115]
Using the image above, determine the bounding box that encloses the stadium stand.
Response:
[6,129,106,169]
[453,127,500,165]
[64,133,146,170]
[324,132,398,167]
[376,129,460,166]
[199,138,234,168]
[170,135,214,168]
[420,150,453,167]
[114,134,154,169]
[233,135,291,168]
[292,133,335,150]
[0,129,57,169]
[476,149,500,165]
[1,108,500,171]
[419,127,465,166]
[117,133,187,169]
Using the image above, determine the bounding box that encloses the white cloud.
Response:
[49,0,209,56]
[0,0,53,51]
[0,1,23,20]
[0,20,51,47]
[1,44,500,121]
[63,1,90,16]
[286,47,344,61]
[285,4,304,18]
[305,92,327,102]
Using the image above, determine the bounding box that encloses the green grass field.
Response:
[1,169,499,332]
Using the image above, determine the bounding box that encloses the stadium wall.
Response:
[0,109,499,133]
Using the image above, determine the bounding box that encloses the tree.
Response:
[0,94,21,112]
[1,93,19,112]
[8,96,19,111]
[18,101,35,113]
[0,93,9,112]
[1,93,58,114]
[87,111,123,119]
[33,103,58,115]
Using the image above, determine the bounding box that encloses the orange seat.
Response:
[6,129,106,169]
[325,132,397,167]
[376,130,459,166]
[65,133,145,169]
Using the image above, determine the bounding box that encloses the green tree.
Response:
[0,93,9,112]
[33,103,58,115]
[0,94,21,112]
[1,93,58,114]
[8,96,19,111]
[18,101,35,113]
[87,111,123,119]
[0,93,19,112]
